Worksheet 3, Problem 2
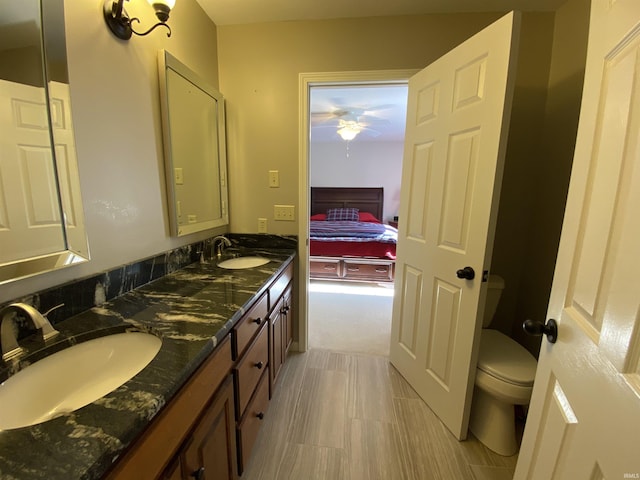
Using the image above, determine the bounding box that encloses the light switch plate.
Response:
[174,168,184,185]
[268,170,279,188]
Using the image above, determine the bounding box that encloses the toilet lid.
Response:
[477,330,537,386]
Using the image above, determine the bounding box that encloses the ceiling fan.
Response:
[310,102,393,141]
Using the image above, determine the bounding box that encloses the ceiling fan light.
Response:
[337,122,362,141]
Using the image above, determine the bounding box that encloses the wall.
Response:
[217,13,503,235]
[0,0,221,304]
[310,141,404,223]
[488,13,556,337]
[510,0,591,355]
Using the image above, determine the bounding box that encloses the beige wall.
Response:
[1,0,219,303]
[510,0,591,355]
[217,13,503,234]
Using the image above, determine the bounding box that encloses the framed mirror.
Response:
[158,50,229,237]
[0,0,89,285]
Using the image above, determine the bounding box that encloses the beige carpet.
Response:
[308,281,394,356]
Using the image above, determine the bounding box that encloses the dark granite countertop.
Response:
[0,248,295,480]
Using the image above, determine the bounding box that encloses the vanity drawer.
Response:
[269,262,293,311]
[234,322,269,416]
[237,369,270,475]
[233,291,268,359]
[343,259,394,282]
[309,257,343,279]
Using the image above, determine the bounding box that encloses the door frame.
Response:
[296,70,418,352]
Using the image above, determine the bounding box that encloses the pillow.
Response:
[358,212,381,223]
[326,207,359,221]
[310,213,327,221]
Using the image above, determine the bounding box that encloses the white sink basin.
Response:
[218,256,270,269]
[0,331,161,430]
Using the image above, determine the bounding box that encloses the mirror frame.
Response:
[158,50,229,237]
[0,0,89,286]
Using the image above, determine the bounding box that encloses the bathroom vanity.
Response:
[0,248,295,480]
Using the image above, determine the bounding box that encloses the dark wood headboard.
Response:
[311,187,384,221]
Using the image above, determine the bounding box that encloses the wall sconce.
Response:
[104,0,176,40]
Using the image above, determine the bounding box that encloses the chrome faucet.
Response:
[0,303,61,362]
[211,235,232,258]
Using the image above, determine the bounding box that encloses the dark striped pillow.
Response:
[326,208,359,221]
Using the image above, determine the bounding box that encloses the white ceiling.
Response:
[195,0,568,26]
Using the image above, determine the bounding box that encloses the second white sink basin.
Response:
[218,256,270,269]
[0,331,161,430]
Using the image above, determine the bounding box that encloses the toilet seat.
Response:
[477,329,537,386]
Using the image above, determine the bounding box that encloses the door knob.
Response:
[191,467,205,479]
[456,266,475,280]
[523,318,558,344]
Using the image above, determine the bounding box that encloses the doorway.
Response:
[306,81,407,355]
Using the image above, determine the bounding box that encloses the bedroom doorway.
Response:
[302,78,412,355]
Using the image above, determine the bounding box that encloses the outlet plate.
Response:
[258,217,268,233]
[274,205,295,221]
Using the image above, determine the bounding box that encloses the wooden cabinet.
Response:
[309,257,342,279]
[309,256,394,283]
[232,260,294,474]
[284,286,293,354]
[270,295,285,389]
[106,258,295,480]
[233,322,269,417]
[180,376,237,480]
[233,292,268,359]
[343,258,394,282]
[232,306,271,476]
[269,263,293,392]
[236,367,270,472]
[105,337,235,480]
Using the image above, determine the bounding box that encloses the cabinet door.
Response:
[283,285,293,354]
[181,376,237,480]
[270,296,284,392]
[161,458,182,480]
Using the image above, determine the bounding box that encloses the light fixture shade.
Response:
[149,0,176,8]
[149,0,175,22]
[338,122,362,141]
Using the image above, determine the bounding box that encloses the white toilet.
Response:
[469,275,537,456]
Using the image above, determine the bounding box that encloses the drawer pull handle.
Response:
[256,412,265,420]
[255,361,264,369]
[252,317,262,325]
[323,265,336,270]
[375,268,388,273]
[191,467,205,479]
[347,267,360,272]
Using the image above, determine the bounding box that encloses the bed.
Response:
[309,187,397,283]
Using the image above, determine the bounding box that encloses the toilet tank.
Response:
[483,275,505,328]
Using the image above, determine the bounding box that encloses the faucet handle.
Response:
[43,303,64,317]
[10,303,60,342]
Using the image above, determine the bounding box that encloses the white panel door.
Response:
[48,81,87,256]
[514,0,640,476]
[0,79,65,264]
[389,12,519,439]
